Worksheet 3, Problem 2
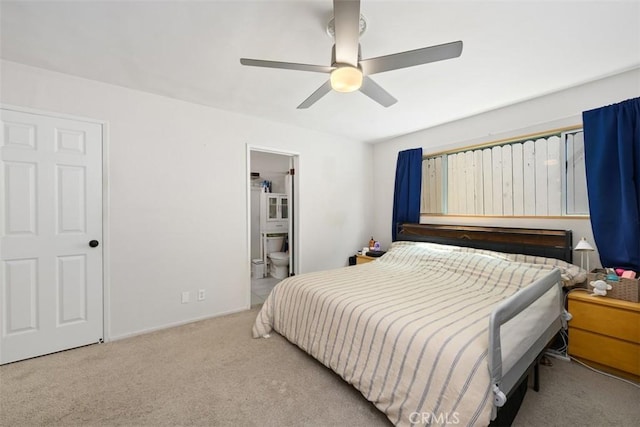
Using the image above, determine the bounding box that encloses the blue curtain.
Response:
[583,97,640,271]
[392,148,423,241]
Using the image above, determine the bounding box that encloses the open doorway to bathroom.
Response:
[247,147,299,306]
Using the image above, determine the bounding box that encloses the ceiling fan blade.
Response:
[297,80,333,109]
[359,40,463,75]
[359,77,397,107]
[333,0,361,66]
[240,58,333,74]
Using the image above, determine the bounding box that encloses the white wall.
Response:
[0,60,374,340]
[372,68,640,269]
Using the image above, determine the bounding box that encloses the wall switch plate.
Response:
[181,291,190,304]
[198,289,206,301]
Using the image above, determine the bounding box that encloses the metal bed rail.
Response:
[487,268,563,419]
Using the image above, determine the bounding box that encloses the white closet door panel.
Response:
[0,109,103,364]
[57,165,87,234]
[4,162,37,236]
[3,258,38,335]
[56,128,86,154]
[57,255,88,324]
[3,122,36,150]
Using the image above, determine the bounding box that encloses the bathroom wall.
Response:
[251,151,290,193]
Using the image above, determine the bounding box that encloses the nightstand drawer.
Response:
[356,255,375,265]
[569,328,640,376]
[568,295,640,344]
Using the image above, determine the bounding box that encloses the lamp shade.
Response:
[574,237,595,251]
[330,66,363,93]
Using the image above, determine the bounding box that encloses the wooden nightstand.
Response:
[355,254,376,265]
[568,291,640,381]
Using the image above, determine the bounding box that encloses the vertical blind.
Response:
[422,130,588,216]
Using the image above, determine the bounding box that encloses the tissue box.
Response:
[587,269,639,302]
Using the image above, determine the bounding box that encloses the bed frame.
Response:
[396,223,573,425]
[396,223,573,263]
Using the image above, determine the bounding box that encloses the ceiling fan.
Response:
[240,0,463,109]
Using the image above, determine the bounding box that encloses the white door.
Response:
[0,109,103,364]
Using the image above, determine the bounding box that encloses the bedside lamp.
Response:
[574,237,595,271]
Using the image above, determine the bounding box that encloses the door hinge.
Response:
[289,168,295,175]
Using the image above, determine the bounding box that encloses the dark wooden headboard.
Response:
[396,223,573,263]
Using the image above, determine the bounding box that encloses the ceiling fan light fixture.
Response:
[330,65,363,93]
[240,1,462,108]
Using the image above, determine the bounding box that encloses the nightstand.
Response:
[568,291,640,381]
[355,254,376,265]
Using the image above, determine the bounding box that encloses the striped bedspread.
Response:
[253,241,577,426]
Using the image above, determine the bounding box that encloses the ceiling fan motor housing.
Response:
[326,14,367,39]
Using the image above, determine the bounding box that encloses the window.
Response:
[421,128,588,216]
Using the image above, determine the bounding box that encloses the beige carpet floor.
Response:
[1,307,638,426]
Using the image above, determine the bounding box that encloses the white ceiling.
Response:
[1,0,639,143]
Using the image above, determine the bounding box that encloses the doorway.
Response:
[247,147,298,306]
[1,107,104,364]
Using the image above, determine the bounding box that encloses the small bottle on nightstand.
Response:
[369,237,375,250]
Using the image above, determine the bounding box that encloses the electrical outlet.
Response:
[181,291,190,304]
[198,289,206,301]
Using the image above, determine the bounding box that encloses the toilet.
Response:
[269,252,289,279]
[265,234,289,279]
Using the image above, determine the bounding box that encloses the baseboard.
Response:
[108,306,250,342]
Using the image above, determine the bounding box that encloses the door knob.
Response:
[89,240,99,248]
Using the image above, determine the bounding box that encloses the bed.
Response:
[253,224,585,426]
